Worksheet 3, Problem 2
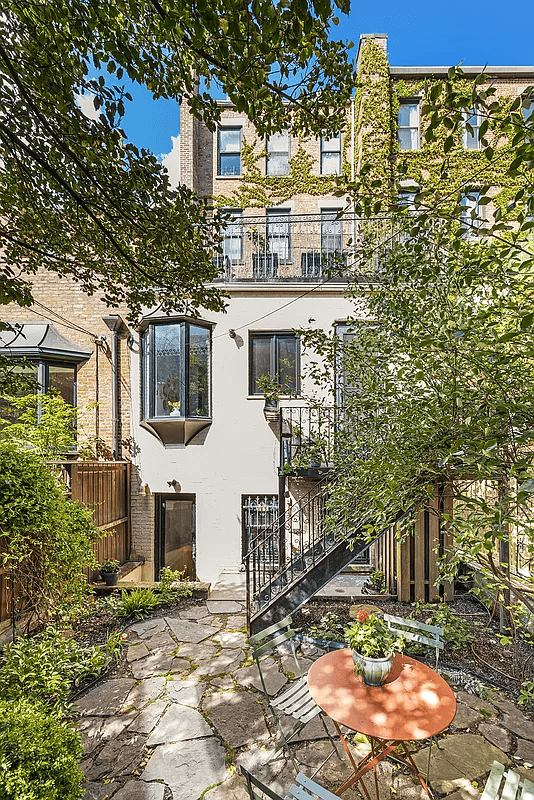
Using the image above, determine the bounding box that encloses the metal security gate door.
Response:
[155,494,196,580]
[242,495,279,567]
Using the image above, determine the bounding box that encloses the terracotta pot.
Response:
[353,649,394,686]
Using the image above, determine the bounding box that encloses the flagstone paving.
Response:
[75,597,534,800]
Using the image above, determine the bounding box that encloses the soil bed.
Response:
[292,590,534,695]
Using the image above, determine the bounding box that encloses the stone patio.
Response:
[75,586,534,800]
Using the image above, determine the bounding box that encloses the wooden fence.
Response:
[0,460,131,626]
[373,485,455,602]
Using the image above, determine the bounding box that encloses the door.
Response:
[155,494,196,580]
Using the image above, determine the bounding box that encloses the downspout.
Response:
[102,315,129,460]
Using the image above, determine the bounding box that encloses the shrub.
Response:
[0,626,122,711]
[420,603,474,651]
[158,566,194,604]
[307,612,344,642]
[0,443,101,626]
[0,698,84,800]
[114,587,159,619]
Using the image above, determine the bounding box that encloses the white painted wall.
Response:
[130,288,354,584]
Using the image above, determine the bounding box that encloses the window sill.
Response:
[140,416,212,446]
[216,174,242,179]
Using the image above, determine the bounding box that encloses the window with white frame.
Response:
[266,131,290,176]
[266,209,291,262]
[462,107,481,149]
[217,127,242,176]
[460,190,482,236]
[249,332,300,396]
[321,208,343,254]
[320,133,342,174]
[141,320,211,419]
[397,100,420,150]
[222,209,243,263]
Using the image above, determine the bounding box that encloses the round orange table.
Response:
[307,650,456,798]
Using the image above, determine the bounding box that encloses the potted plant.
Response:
[168,399,181,416]
[257,373,281,420]
[99,557,121,586]
[344,610,405,686]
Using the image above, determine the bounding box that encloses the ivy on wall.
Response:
[212,37,529,217]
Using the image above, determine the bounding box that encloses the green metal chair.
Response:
[383,613,444,667]
[248,615,341,774]
[481,761,534,800]
[241,766,341,800]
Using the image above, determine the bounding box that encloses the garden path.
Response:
[74,593,534,800]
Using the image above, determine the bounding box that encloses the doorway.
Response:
[154,494,196,580]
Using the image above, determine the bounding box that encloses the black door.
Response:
[155,494,196,580]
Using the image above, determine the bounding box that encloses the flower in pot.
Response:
[99,557,120,586]
[344,610,405,686]
[168,399,181,416]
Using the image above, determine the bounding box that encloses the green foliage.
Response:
[0,393,77,456]
[0,1,354,319]
[307,612,344,641]
[0,627,122,712]
[99,557,120,574]
[417,604,474,651]
[0,698,84,800]
[369,570,386,593]
[0,442,101,626]
[158,566,194,604]
[518,679,534,708]
[114,588,159,619]
[344,613,405,658]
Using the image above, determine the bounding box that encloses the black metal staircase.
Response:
[244,475,395,634]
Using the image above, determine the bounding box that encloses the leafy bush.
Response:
[0,442,101,625]
[0,626,122,711]
[369,569,386,593]
[307,612,344,642]
[518,679,534,708]
[419,603,474,651]
[114,588,159,619]
[158,566,194,604]
[0,698,84,800]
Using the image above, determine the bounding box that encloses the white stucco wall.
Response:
[130,287,354,584]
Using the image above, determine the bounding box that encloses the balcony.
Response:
[212,214,395,283]
[279,405,338,475]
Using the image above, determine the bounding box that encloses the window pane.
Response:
[267,153,290,176]
[463,108,480,149]
[321,210,343,252]
[219,129,241,152]
[267,132,289,152]
[267,211,290,261]
[322,133,341,150]
[0,362,38,421]
[188,326,210,417]
[48,365,76,406]
[398,128,418,150]
[219,153,241,176]
[321,152,341,174]
[250,337,272,394]
[398,102,418,127]
[154,324,182,417]
[223,210,243,262]
[277,338,298,394]
[523,97,534,121]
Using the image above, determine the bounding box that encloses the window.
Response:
[266,209,291,262]
[217,127,242,176]
[0,323,89,410]
[398,190,418,212]
[222,209,243,263]
[321,209,343,254]
[141,320,211,419]
[523,94,534,123]
[398,100,420,150]
[460,190,482,237]
[462,107,481,149]
[249,333,300,396]
[320,133,342,174]
[266,131,290,176]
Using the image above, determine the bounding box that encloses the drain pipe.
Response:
[102,315,128,460]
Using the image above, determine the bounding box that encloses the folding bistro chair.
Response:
[383,613,445,780]
[241,766,341,800]
[481,761,534,800]
[383,613,444,667]
[248,616,341,775]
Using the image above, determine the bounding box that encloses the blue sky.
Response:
[118,1,534,159]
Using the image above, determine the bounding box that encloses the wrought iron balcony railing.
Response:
[212,214,395,283]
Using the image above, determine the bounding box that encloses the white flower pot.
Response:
[353,649,394,686]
